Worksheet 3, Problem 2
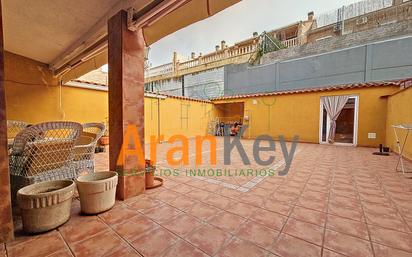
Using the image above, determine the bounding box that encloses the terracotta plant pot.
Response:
[145,160,156,188]
[99,136,109,146]
[17,180,74,233]
[76,171,118,214]
[146,171,155,188]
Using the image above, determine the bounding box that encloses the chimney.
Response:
[199,52,203,57]
[172,52,178,72]
[215,45,220,51]
[308,11,314,21]
[253,32,259,37]
[221,40,226,49]
[172,51,178,63]
[191,52,196,59]
[144,47,150,60]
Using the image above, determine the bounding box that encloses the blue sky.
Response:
[147,0,361,66]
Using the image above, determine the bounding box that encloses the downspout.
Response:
[58,79,65,120]
[182,76,185,96]
[157,97,161,143]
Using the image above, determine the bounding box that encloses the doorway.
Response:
[213,102,244,136]
[319,95,359,146]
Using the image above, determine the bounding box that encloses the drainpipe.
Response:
[182,76,185,96]
[157,97,161,143]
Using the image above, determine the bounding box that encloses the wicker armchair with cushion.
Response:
[73,122,106,177]
[9,121,82,202]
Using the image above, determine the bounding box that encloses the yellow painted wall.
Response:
[214,86,398,147]
[4,52,61,123]
[5,52,404,148]
[4,52,109,124]
[61,86,108,123]
[151,97,213,140]
[144,96,214,142]
[385,87,412,160]
[4,52,213,143]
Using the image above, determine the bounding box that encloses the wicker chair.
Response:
[7,120,29,139]
[9,121,82,202]
[73,122,106,177]
[7,120,29,149]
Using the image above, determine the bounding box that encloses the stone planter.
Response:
[76,171,118,214]
[17,180,74,233]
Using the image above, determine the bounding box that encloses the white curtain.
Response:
[321,95,350,143]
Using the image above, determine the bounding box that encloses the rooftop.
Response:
[69,77,412,103]
[211,78,412,101]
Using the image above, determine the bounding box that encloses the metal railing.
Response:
[316,0,393,28]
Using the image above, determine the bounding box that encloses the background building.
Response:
[134,0,412,99]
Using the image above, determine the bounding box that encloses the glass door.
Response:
[320,96,358,146]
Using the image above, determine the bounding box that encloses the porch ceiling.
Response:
[3,0,153,65]
[4,0,109,63]
[3,0,240,80]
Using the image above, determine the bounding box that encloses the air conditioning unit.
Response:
[356,16,368,25]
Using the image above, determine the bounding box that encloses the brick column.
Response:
[0,0,14,242]
[108,10,145,200]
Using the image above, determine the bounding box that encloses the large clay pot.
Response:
[17,180,74,233]
[76,171,118,214]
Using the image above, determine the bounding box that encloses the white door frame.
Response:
[319,95,359,146]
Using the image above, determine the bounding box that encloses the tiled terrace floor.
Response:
[4,139,412,257]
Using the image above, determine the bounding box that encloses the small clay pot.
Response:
[76,171,118,214]
[17,180,74,233]
[99,136,109,146]
[146,171,155,188]
[145,159,156,188]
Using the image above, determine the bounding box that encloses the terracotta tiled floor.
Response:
[4,138,412,257]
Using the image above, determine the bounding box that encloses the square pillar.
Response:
[393,0,403,5]
[108,10,145,200]
[0,0,14,242]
